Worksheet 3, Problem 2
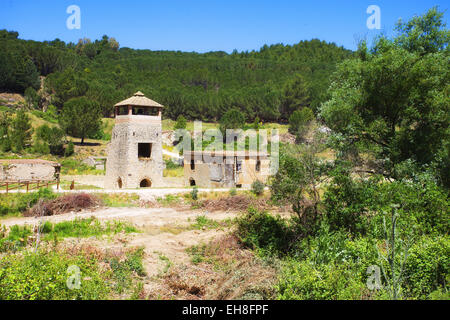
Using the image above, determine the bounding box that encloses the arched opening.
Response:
[189,178,196,186]
[140,178,152,188]
[117,178,123,189]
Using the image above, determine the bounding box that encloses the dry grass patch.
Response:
[25,193,102,217]
[198,194,275,212]
[148,235,278,300]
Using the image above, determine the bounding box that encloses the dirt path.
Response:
[1,207,238,292]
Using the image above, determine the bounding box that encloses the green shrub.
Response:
[0,249,111,299]
[288,107,314,141]
[0,188,56,216]
[277,259,370,300]
[191,186,198,200]
[229,187,237,196]
[0,218,139,252]
[65,140,74,157]
[32,141,50,154]
[251,180,265,196]
[403,236,450,299]
[60,159,103,175]
[219,108,245,135]
[106,247,146,293]
[236,208,293,256]
[164,159,180,169]
[31,105,58,123]
[324,165,449,237]
[0,224,33,252]
[174,115,187,130]
[0,246,145,300]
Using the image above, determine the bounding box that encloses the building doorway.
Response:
[117,178,123,189]
[140,178,152,188]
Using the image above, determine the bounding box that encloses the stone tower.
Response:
[105,91,164,189]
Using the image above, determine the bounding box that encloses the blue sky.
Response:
[1,0,448,52]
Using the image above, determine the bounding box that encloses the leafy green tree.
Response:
[271,134,328,234]
[252,116,261,130]
[59,97,101,145]
[24,87,39,109]
[395,6,450,55]
[10,110,33,152]
[174,115,187,130]
[281,74,311,120]
[45,69,89,108]
[0,29,351,123]
[320,8,449,180]
[0,112,12,152]
[35,124,65,155]
[219,108,245,135]
[288,107,314,142]
[251,180,265,196]
[65,140,75,157]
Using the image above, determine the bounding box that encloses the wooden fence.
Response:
[0,179,60,194]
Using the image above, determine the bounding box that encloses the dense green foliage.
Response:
[34,124,65,155]
[0,188,56,217]
[320,7,449,185]
[251,180,265,196]
[173,115,187,130]
[0,246,144,299]
[0,218,138,252]
[288,107,314,141]
[0,6,447,301]
[10,110,33,152]
[219,108,246,135]
[59,97,102,144]
[238,7,450,301]
[0,30,351,122]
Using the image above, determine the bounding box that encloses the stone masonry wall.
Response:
[105,115,164,189]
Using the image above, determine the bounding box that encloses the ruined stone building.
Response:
[0,159,61,182]
[105,92,164,189]
[183,151,270,188]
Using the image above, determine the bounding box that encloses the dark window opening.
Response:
[236,161,242,172]
[117,178,122,189]
[189,178,196,186]
[190,159,195,170]
[118,106,129,115]
[140,179,151,188]
[236,184,242,188]
[132,107,159,116]
[138,143,152,158]
[256,160,261,172]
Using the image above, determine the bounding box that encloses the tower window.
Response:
[190,159,195,170]
[118,106,128,115]
[132,107,159,116]
[138,143,152,158]
[256,160,261,172]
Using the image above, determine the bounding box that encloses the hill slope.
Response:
[0,30,353,121]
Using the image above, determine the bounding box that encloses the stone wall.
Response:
[184,157,270,188]
[105,115,164,189]
[0,161,59,181]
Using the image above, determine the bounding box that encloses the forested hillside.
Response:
[0,30,352,121]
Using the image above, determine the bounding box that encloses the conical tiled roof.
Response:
[114,91,163,108]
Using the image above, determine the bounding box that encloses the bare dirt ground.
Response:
[0,206,240,296]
